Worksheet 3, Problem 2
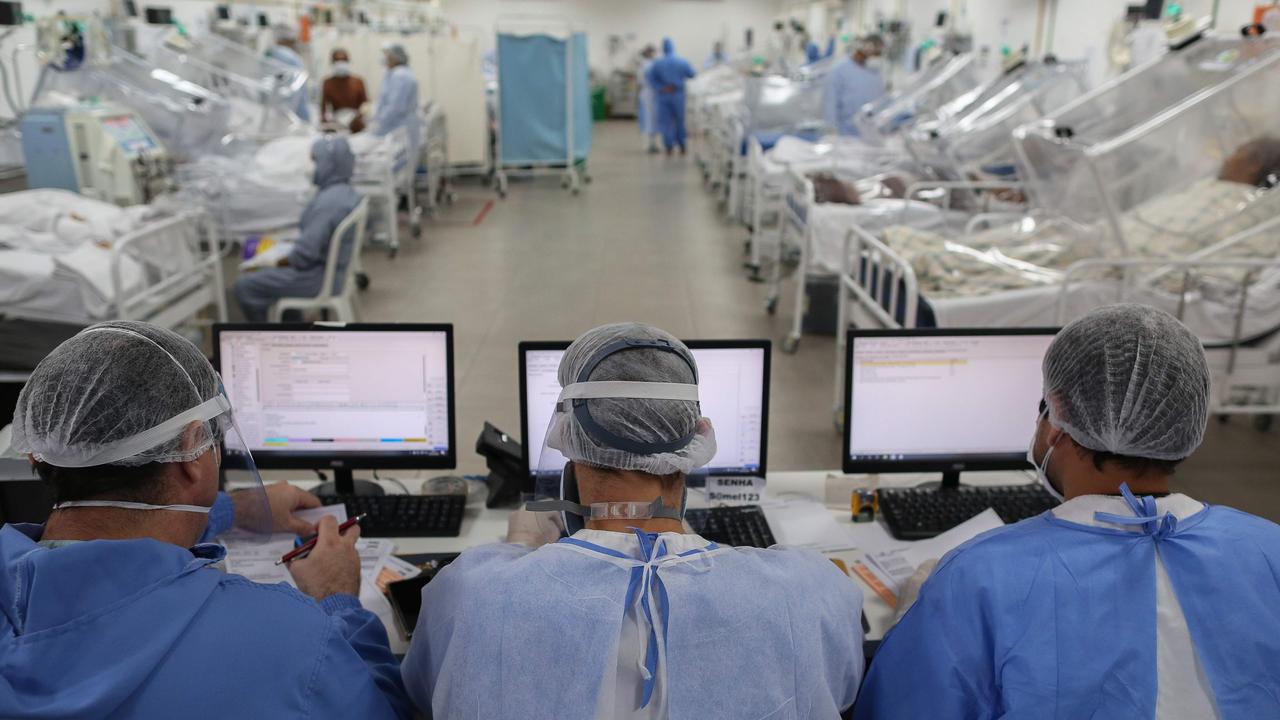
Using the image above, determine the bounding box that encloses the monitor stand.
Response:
[903,470,964,492]
[312,469,385,497]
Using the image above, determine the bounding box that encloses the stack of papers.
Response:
[220,504,422,653]
[855,509,1004,605]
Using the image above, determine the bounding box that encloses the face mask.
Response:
[332,61,351,77]
[1027,410,1065,502]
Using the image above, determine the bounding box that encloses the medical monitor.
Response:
[518,340,771,494]
[213,324,456,494]
[843,328,1058,485]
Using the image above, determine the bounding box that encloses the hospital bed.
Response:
[772,173,1025,353]
[832,215,1280,426]
[0,189,226,331]
[826,35,1280,424]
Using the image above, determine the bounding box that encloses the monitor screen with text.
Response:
[218,328,452,460]
[846,331,1055,465]
[523,344,768,480]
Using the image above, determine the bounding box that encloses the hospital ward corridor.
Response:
[338,121,1280,521]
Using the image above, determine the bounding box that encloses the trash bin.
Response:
[592,87,608,121]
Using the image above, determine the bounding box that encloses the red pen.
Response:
[276,514,365,565]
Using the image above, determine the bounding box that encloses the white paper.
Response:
[296,504,348,525]
[705,475,767,505]
[221,532,395,590]
[761,497,857,552]
[864,508,1004,591]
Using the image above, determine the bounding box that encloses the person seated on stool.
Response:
[235,135,361,322]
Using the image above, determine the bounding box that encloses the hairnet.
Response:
[312,135,354,187]
[1042,304,1211,460]
[662,38,675,55]
[546,322,716,476]
[12,321,225,468]
[384,43,409,65]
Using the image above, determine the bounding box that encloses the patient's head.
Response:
[1219,136,1280,188]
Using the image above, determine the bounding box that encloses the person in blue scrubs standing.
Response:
[0,321,412,719]
[401,322,864,719]
[266,24,311,122]
[823,34,886,136]
[645,38,696,156]
[372,43,421,159]
[855,304,1280,720]
[637,44,661,153]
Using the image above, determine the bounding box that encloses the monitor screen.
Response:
[214,324,455,470]
[843,329,1057,474]
[520,341,770,487]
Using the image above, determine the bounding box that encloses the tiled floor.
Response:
[343,121,1279,520]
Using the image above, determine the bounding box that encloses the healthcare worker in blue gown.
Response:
[401,322,865,719]
[234,135,361,322]
[855,304,1280,720]
[637,44,661,153]
[371,43,421,159]
[823,34,886,136]
[0,321,411,719]
[645,39,697,155]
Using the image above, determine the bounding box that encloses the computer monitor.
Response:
[213,323,456,495]
[842,328,1058,485]
[519,340,771,495]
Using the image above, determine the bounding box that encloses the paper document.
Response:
[761,497,857,552]
[863,509,1004,592]
[221,515,395,591]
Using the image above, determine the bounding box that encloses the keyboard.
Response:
[878,484,1060,540]
[315,494,466,537]
[685,505,777,548]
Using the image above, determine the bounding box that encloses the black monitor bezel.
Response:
[518,339,773,493]
[212,322,457,472]
[842,327,1058,476]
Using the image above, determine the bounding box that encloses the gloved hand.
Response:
[506,508,564,548]
[894,558,939,622]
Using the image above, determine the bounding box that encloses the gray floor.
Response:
[347,121,1280,521]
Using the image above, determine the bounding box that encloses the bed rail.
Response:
[831,224,920,420]
[111,208,226,328]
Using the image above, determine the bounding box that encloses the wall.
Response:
[440,0,784,71]
[823,0,1266,88]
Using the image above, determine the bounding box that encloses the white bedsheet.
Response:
[929,279,1280,346]
[0,190,187,320]
[807,200,965,274]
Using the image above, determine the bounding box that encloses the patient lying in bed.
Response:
[880,136,1280,297]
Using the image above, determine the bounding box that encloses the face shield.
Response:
[525,337,717,535]
[19,326,272,542]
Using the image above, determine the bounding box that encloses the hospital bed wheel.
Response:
[356,273,370,291]
[411,220,423,239]
[583,175,593,185]
[765,295,778,315]
[782,335,800,355]
[1256,415,1274,432]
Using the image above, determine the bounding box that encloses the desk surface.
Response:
[267,468,1035,642]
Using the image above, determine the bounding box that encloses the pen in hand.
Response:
[277,514,366,565]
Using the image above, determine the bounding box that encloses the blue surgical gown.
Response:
[823,57,885,136]
[402,529,864,718]
[638,59,659,138]
[373,65,421,157]
[0,494,412,719]
[645,48,696,150]
[854,494,1280,719]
